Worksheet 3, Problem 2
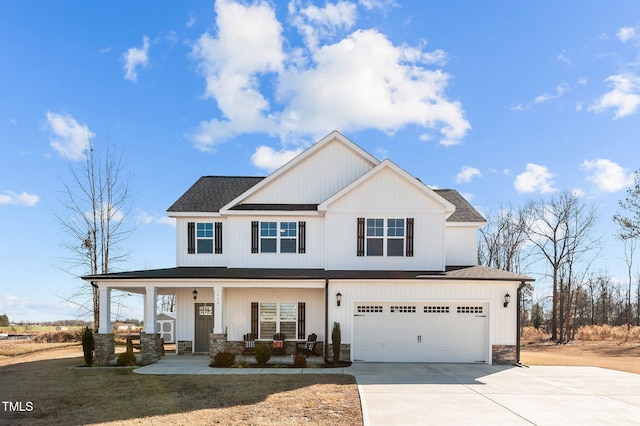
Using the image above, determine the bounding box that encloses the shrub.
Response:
[293,354,307,367]
[332,321,341,365]
[117,350,138,366]
[234,359,250,368]
[254,343,271,365]
[81,327,94,366]
[212,352,236,367]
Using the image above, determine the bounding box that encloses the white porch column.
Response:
[143,286,157,334]
[98,286,111,334]
[213,285,223,333]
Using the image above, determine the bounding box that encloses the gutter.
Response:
[516,280,527,366]
[324,278,329,363]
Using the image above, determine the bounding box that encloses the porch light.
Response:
[336,292,342,307]
[503,293,511,308]
[192,289,198,300]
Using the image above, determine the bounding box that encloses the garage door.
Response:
[352,302,488,363]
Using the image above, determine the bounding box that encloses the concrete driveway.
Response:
[350,363,640,425]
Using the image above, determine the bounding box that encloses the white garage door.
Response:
[352,302,489,363]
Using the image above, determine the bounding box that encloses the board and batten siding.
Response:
[445,225,481,266]
[327,280,520,349]
[175,218,228,267]
[174,286,214,347]
[241,138,376,205]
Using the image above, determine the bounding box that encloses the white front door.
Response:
[352,302,489,363]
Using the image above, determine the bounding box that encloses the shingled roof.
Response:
[167,176,485,223]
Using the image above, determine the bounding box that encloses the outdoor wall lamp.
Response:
[336,292,342,307]
[192,289,198,300]
[503,293,511,308]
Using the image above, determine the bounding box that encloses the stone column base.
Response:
[93,333,115,366]
[140,333,162,365]
[209,333,228,362]
[492,344,516,365]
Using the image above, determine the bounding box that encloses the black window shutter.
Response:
[298,221,306,254]
[187,222,195,254]
[357,217,365,256]
[406,218,414,257]
[214,222,223,254]
[251,302,259,337]
[297,302,305,339]
[251,221,259,253]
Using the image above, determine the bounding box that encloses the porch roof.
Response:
[83,265,533,282]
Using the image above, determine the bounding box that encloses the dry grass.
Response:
[0,344,362,426]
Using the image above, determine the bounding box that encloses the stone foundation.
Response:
[209,333,228,362]
[93,333,115,366]
[492,344,516,365]
[326,343,350,362]
[211,340,325,359]
[140,333,162,364]
[177,340,193,355]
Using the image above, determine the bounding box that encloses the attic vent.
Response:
[457,306,483,314]
[424,306,450,313]
[390,306,416,313]
[357,305,383,313]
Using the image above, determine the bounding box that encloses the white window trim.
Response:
[196,222,214,254]
[365,217,405,257]
[258,302,297,340]
[259,221,297,254]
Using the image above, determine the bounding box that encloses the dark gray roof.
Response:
[167,176,264,213]
[83,266,532,282]
[168,177,485,223]
[435,189,486,222]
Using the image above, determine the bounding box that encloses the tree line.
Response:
[479,173,640,342]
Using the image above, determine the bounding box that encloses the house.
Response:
[84,131,532,365]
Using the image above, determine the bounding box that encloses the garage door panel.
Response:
[353,302,488,363]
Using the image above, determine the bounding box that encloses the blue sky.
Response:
[1,0,640,322]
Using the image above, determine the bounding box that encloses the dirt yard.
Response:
[0,344,362,425]
[521,340,640,374]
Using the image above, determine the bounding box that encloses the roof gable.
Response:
[221,131,379,210]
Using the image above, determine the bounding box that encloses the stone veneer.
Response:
[140,333,163,364]
[93,333,115,365]
[326,343,350,362]
[492,344,516,365]
[209,337,325,360]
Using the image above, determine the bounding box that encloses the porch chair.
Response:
[243,333,256,355]
[272,333,286,355]
[296,333,318,356]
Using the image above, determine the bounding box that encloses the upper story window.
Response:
[358,217,414,257]
[187,222,222,254]
[252,221,306,254]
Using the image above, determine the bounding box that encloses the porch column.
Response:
[143,286,157,334]
[213,285,223,333]
[98,286,111,334]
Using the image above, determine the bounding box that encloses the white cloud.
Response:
[358,0,397,11]
[136,210,176,227]
[582,158,634,192]
[514,163,556,194]
[189,0,469,152]
[251,145,304,172]
[46,111,93,161]
[617,26,639,42]
[0,294,78,323]
[589,74,640,119]
[290,0,357,51]
[122,36,150,82]
[0,190,40,206]
[456,165,481,183]
[534,83,569,103]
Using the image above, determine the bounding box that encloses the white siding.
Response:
[175,218,228,267]
[174,286,215,346]
[445,226,480,266]
[243,138,376,204]
[327,280,519,351]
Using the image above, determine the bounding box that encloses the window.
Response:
[258,303,297,339]
[254,221,303,254]
[363,218,407,256]
[197,223,213,253]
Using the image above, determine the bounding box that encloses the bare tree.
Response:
[56,141,134,331]
[523,191,599,341]
[614,170,640,239]
[621,238,636,327]
[478,204,529,273]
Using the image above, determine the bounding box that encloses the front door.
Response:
[195,303,214,353]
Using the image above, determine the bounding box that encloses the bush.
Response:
[117,350,138,366]
[81,327,94,367]
[293,354,307,367]
[212,352,236,367]
[332,322,341,365]
[254,343,271,365]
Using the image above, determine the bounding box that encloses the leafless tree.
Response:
[478,204,529,273]
[621,238,637,328]
[523,191,600,341]
[614,170,640,239]
[56,141,134,331]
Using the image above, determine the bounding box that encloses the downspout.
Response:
[324,278,329,363]
[516,280,526,366]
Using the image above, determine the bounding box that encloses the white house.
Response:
[84,131,532,365]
